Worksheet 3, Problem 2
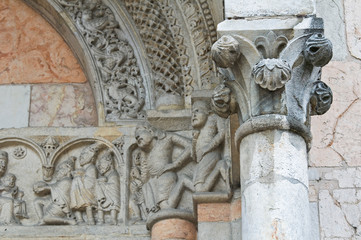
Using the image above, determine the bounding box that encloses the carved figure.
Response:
[304,33,333,67]
[191,100,230,192]
[134,123,191,213]
[95,151,120,225]
[129,149,147,221]
[70,143,102,225]
[0,151,27,225]
[0,173,28,225]
[33,157,76,225]
[0,150,7,178]
[167,101,230,208]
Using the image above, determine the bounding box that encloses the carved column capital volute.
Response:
[212,17,333,146]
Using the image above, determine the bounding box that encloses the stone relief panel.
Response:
[55,0,146,121]
[128,100,232,228]
[0,136,126,228]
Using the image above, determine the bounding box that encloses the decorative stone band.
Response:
[146,208,196,230]
[235,114,312,150]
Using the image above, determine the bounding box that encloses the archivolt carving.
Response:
[178,0,217,89]
[55,0,146,120]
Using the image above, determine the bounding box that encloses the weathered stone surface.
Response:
[0,0,86,84]
[198,203,231,222]
[310,61,361,167]
[0,85,30,128]
[310,202,320,240]
[316,0,348,60]
[344,0,361,59]
[324,168,361,188]
[240,130,309,187]
[151,219,196,240]
[198,222,231,240]
[29,83,97,127]
[225,0,315,18]
[319,190,355,238]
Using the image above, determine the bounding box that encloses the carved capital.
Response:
[213,17,333,144]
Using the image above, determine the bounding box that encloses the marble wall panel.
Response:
[29,83,97,127]
[0,0,86,84]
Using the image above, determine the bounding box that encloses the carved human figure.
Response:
[167,100,230,208]
[0,173,27,224]
[129,166,147,221]
[70,143,102,225]
[95,151,120,225]
[191,100,230,192]
[134,123,191,213]
[0,151,27,225]
[33,157,76,225]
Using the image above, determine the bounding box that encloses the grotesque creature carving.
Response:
[33,157,76,225]
[304,33,333,67]
[211,35,241,68]
[310,80,333,115]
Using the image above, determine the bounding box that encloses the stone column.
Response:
[151,218,197,240]
[212,1,333,239]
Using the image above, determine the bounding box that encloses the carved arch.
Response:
[24,0,218,122]
[23,0,153,125]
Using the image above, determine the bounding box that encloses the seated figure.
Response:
[33,157,76,225]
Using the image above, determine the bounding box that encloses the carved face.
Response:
[3,174,15,188]
[0,159,7,176]
[130,167,140,180]
[42,165,54,181]
[97,160,111,176]
[135,129,153,150]
[192,105,208,129]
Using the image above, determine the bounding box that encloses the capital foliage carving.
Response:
[211,17,333,145]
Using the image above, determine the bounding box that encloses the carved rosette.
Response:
[252,59,291,91]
